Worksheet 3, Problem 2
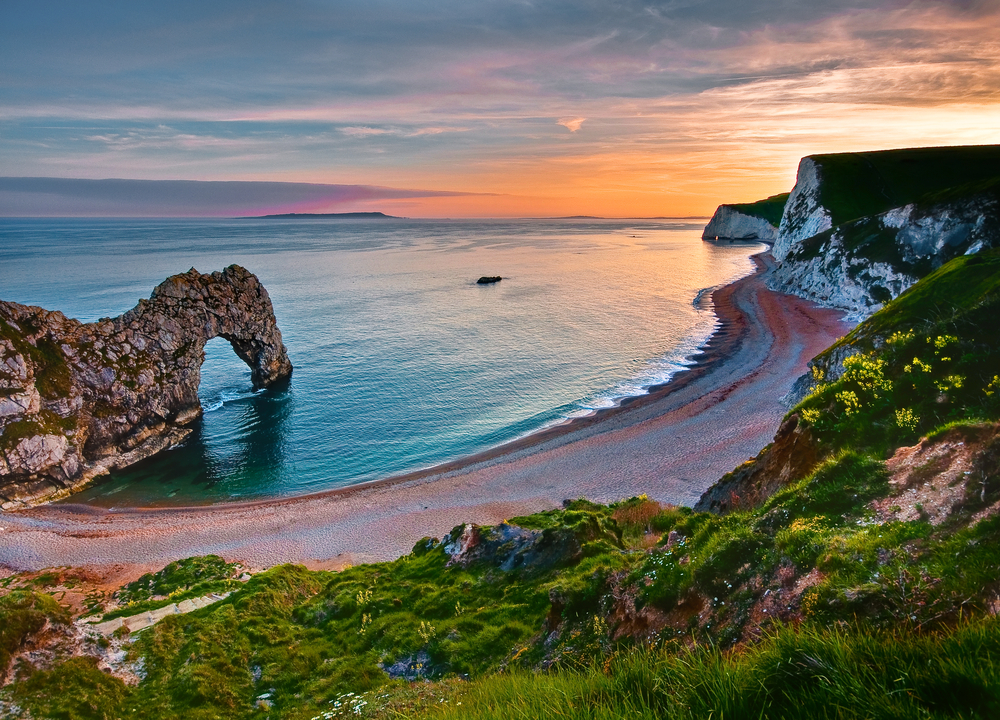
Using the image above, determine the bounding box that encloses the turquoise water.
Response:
[0,218,762,506]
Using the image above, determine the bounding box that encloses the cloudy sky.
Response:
[2,0,999,216]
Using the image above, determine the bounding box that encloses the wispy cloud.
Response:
[340,125,470,138]
[558,117,586,132]
[339,127,394,138]
[1,1,999,216]
[0,177,485,217]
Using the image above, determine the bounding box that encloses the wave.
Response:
[692,285,717,310]
[518,312,722,440]
[573,334,712,413]
[201,388,263,413]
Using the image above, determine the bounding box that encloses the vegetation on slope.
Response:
[782,248,1000,459]
[5,457,1000,719]
[824,248,1000,353]
[810,144,1000,227]
[431,620,1000,720]
[726,192,789,226]
[97,555,244,621]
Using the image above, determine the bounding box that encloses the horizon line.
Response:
[0,214,714,221]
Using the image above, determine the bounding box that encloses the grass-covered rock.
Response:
[100,554,243,621]
[6,457,1000,719]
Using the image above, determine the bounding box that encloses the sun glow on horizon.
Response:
[2,1,1000,217]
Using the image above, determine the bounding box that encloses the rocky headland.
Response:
[768,145,1000,318]
[706,146,1000,320]
[701,193,788,242]
[0,265,291,509]
[695,145,1000,511]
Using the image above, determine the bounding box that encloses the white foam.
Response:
[515,310,721,442]
[201,388,262,413]
[574,321,717,414]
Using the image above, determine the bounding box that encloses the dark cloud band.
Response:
[0,177,479,217]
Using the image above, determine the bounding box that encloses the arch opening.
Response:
[198,336,258,414]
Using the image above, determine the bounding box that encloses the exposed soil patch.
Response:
[873,424,1000,526]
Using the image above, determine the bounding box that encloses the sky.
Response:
[2,0,999,217]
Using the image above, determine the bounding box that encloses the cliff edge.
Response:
[702,193,788,242]
[768,145,1000,318]
[0,265,292,509]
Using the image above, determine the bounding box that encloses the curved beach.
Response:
[0,252,850,577]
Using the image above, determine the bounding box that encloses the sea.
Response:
[0,217,763,507]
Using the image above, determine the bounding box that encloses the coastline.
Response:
[0,250,851,579]
[53,249,759,514]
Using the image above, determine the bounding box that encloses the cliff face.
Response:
[702,205,779,242]
[772,157,832,260]
[703,193,788,242]
[0,265,292,509]
[765,147,1000,318]
[770,185,1000,319]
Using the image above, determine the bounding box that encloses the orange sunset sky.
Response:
[2,0,999,217]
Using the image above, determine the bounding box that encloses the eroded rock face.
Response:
[763,148,1000,319]
[0,265,292,509]
[772,157,832,261]
[768,191,1000,320]
[694,413,820,514]
[702,205,778,242]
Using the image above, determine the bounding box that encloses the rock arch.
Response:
[0,265,292,508]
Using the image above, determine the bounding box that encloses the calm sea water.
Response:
[0,218,762,506]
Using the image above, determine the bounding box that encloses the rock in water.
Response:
[0,265,292,509]
[476,276,502,284]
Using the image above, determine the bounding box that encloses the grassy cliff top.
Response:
[810,144,1000,227]
[821,247,1000,358]
[725,192,789,226]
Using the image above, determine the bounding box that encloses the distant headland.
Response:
[249,211,402,219]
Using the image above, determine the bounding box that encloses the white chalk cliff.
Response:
[762,156,1000,319]
[772,158,832,261]
[702,205,778,242]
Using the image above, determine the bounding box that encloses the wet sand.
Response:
[0,251,851,578]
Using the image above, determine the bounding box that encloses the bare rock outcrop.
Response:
[0,265,292,509]
[440,522,584,575]
[702,205,779,242]
[694,413,820,514]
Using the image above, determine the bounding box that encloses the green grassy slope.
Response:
[793,259,1000,453]
[8,444,1000,719]
[828,247,1000,352]
[726,192,789,226]
[810,144,1000,227]
[433,620,1000,720]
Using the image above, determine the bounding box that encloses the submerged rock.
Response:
[0,264,292,509]
[476,276,502,284]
